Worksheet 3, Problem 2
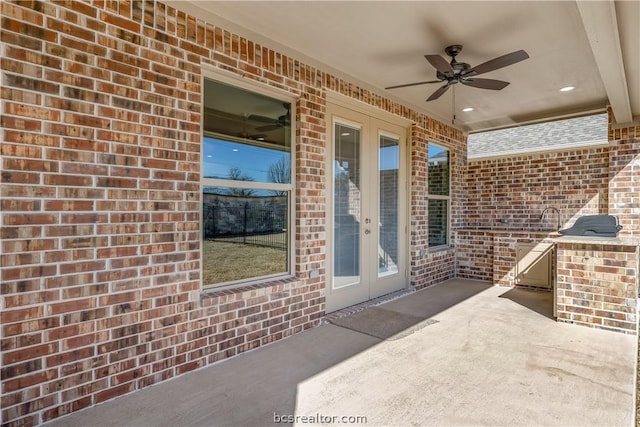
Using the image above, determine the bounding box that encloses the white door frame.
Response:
[325,93,411,313]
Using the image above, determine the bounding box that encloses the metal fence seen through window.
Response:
[203,197,287,250]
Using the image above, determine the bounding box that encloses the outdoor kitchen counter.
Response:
[455,228,557,286]
[553,235,639,334]
[553,235,640,246]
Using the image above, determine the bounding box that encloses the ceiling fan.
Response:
[386,45,529,101]
[249,103,291,131]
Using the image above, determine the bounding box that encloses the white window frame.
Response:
[426,142,451,249]
[201,68,297,289]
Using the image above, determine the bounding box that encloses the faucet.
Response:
[540,206,562,230]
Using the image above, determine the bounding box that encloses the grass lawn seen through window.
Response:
[202,239,287,285]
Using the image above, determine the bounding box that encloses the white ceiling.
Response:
[170,1,639,133]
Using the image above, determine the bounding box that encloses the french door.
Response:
[325,103,408,313]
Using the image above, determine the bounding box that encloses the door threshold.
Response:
[323,288,415,324]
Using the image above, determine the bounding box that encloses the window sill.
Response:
[200,275,300,300]
[428,245,455,254]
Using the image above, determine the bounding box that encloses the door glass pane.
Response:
[379,135,399,277]
[333,123,361,288]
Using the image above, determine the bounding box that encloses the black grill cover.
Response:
[558,215,623,237]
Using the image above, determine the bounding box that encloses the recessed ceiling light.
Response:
[341,132,351,136]
[462,107,474,112]
[560,86,575,92]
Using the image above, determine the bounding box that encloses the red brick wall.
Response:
[455,230,493,281]
[455,230,555,287]
[556,242,638,333]
[458,147,609,284]
[608,111,640,236]
[0,1,465,425]
[464,148,609,231]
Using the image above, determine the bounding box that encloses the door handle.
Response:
[364,229,371,235]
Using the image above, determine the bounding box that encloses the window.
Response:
[427,143,450,247]
[202,78,293,287]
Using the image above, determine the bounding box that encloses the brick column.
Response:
[556,241,638,333]
[608,110,640,236]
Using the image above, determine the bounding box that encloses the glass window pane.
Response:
[203,79,291,184]
[428,144,449,196]
[428,199,448,247]
[379,135,399,276]
[202,78,293,287]
[202,189,288,284]
[333,123,361,288]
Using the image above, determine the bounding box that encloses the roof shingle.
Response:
[467,113,608,160]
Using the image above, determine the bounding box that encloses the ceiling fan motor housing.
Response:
[437,62,470,81]
[385,44,529,102]
[444,44,463,58]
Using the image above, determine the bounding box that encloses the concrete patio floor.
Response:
[44,279,637,427]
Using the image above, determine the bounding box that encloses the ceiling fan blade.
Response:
[424,55,454,77]
[256,124,282,131]
[426,83,451,102]
[463,50,529,77]
[460,78,510,90]
[385,80,442,90]
[249,114,278,124]
[255,123,289,132]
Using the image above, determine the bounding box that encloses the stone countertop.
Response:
[553,235,640,246]
[455,228,558,235]
[456,228,640,246]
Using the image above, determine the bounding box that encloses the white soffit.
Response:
[576,0,632,125]
[615,0,640,122]
[166,1,637,132]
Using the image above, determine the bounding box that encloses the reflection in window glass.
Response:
[428,199,448,247]
[428,144,449,196]
[203,79,291,152]
[427,143,450,248]
[202,78,292,287]
[203,138,290,184]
